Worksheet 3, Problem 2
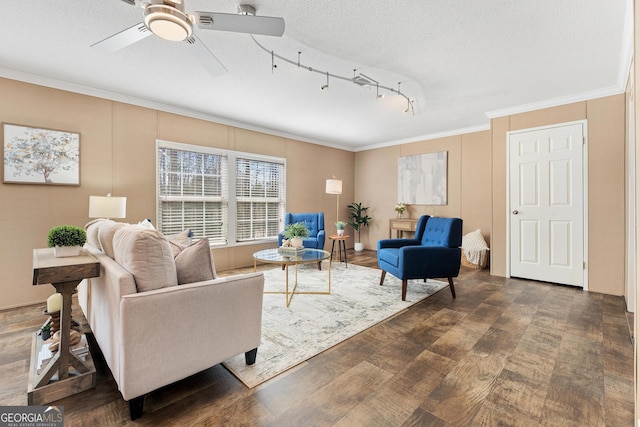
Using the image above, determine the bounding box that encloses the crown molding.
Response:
[356,124,491,152]
[485,85,624,120]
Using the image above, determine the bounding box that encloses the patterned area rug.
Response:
[222,262,446,388]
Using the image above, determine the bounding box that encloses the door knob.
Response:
[512,210,519,215]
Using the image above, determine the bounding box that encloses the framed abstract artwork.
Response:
[2,123,80,185]
[398,151,447,205]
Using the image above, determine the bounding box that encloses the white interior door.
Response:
[509,122,585,287]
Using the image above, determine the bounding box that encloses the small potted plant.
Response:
[282,221,310,248]
[47,225,87,257]
[335,221,346,236]
[347,202,372,251]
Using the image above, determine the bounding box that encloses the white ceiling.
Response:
[0,1,632,151]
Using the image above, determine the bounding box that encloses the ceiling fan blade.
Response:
[193,12,285,37]
[185,34,227,76]
[91,22,152,52]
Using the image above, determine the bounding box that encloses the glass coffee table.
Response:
[253,248,331,307]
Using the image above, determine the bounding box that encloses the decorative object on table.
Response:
[277,213,325,251]
[282,221,310,248]
[277,246,306,256]
[326,177,343,224]
[394,202,407,218]
[47,225,87,257]
[88,193,127,219]
[3,123,80,185]
[43,309,61,336]
[347,202,371,252]
[40,321,52,341]
[335,220,346,236]
[398,151,448,205]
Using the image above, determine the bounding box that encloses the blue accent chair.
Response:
[377,215,463,301]
[278,212,326,250]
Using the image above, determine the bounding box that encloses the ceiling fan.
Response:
[91,0,285,75]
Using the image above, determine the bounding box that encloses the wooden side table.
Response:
[29,248,100,405]
[329,235,349,267]
[389,218,418,238]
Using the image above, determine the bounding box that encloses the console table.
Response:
[389,218,419,238]
[29,248,100,405]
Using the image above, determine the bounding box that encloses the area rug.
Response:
[222,262,446,388]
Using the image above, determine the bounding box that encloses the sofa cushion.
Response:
[174,238,217,284]
[165,229,192,257]
[98,221,127,259]
[378,248,400,268]
[113,226,178,292]
[85,218,110,249]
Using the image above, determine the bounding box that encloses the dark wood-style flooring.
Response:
[0,250,634,426]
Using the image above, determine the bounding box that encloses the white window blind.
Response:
[157,141,286,246]
[158,144,228,245]
[235,157,286,242]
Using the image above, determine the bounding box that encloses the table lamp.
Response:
[89,193,127,219]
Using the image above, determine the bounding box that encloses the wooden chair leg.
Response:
[402,279,408,301]
[317,261,322,270]
[448,277,456,298]
[379,270,386,286]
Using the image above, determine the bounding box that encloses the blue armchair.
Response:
[377,215,462,301]
[278,212,326,250]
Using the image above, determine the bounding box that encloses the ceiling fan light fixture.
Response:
[144,4,193,41]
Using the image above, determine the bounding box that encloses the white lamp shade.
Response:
[326,179,342,195]
[89,195,127,219]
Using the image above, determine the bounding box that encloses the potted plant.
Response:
[335,221,346,236]
[347,202,371,252]
[282,221,310,248]
[47,225,87,257]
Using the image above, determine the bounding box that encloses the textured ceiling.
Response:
[0,1,632,151]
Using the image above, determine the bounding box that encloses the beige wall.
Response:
[355,131,493,250]
[0,75,627,310]
[0,78,354,309]
[489,96,626,295]
[356,96,625,296]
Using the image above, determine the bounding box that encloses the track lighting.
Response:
[251,36,414,114]
[321,72,329,90]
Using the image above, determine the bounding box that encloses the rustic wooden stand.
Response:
[389,218,418,238]
[28,248,99,405]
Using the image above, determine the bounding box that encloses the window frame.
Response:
[156,139,286,248]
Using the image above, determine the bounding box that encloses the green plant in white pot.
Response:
[347,202,371,252]
[282,221,310,248]
[47,225,86,257]
[335,221,346,236]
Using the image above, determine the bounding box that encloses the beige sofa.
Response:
[77,220,264,419]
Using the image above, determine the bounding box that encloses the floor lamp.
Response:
[325,178,343,223]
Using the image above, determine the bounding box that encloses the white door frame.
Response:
[627,86,636,312]
[505,119,589,290]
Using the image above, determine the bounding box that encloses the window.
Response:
[157,141,286,246]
